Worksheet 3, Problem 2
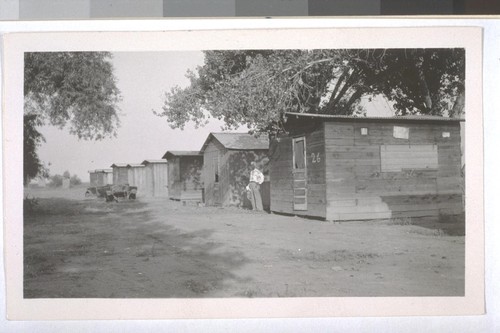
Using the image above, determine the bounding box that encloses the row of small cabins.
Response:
[89,113,464,221]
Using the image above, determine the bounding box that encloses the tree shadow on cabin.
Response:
[180,157,203,191]
[226,151,270,211]
[381,194,465,236]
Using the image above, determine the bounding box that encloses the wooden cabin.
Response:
[89,170,98,186]
[162,151,204,202]
[270,112,464,221]
[111,164,129,185]
[126,164,146,196]
[200,133,270,209]
[141,160,169,197]
[95,169,113,186]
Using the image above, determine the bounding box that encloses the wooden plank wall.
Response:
[89,172,98,186]
[112,167,129,185]
[324,121,463,221]
[144,165,154,197]
[270,126,326,218]
[152,163,169,197]
[106,172,113,185]
[129,167,146,196]
[127,168,135,186]
[202,142,223,206]
[179,156,203,201]
[167,157,181,200]
[143,163,168,197]
[96,172,107,186]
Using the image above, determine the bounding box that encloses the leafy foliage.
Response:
[47,171,81,187]
[24,52,122,182]
[375,49,465,117]
[70,174,82,186]
[48,174,63,188]
[23,114,46,185]
[158,48,465,134]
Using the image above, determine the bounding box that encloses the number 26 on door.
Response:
[311,152,320,163]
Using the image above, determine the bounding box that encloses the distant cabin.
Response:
[200,132,270,209]
[126,164,146,196]
[89,170,98,186]
[270,112,464,221]
[162,151,204,202]
[95,169,113,186]
[110,163,129,185]
[141,160,169,197]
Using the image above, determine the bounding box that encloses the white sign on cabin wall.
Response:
[393,126,409,139]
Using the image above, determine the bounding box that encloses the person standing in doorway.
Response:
[247,161,264,211]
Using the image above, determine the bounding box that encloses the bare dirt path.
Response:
[24,186,464,298]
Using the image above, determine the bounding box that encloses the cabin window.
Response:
[361,127,368,136]
[393,126,409,139]
[380,145,438,172]
[442,132,451,138]
[293,138,306,169]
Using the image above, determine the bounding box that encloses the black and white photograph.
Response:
[3,27,483,319]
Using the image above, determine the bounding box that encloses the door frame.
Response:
[292,136,307,211]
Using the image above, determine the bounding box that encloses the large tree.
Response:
[24,52,121,184]
[157,48,464,134]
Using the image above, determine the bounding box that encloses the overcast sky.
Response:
[37,51,247,181]
[37,51,394,182]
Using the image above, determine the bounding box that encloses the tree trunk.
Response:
[324,67,349,112]
[343,89,364,114]
[416,65,432,110]
[328,69,360,114]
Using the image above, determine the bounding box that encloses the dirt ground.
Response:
[23,185,465,298]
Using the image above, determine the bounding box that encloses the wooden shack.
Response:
[111,163,129,185]
[126,164,146,196]
[141,160,169,197]
[270,112,464,221]
[162,151,204,202]
[95,169,113,186]
[200,133,270,209]
[89,170,98,186]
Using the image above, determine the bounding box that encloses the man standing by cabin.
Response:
[247,162,264,211]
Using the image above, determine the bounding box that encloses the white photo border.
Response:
[2,26,484,320]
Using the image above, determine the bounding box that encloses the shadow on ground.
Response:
[24,196,250,298]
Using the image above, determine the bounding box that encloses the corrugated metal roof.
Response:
[285,112,465,122]
[162,150,201,159]
[95,169,113,173]
[141,159,168,165]
[126,164,145,168]
[110,163,128,168]
[200,132,269,153]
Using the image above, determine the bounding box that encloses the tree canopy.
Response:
[157,48,465,135]
[24,52,122,184]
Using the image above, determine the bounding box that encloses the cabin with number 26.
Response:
[269,112,464,221]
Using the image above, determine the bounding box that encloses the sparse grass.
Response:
[387,214,465,236]
[279,249,379,263]
[389,217,413,226]
[23,195,39,214]
[409,228,446,237]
